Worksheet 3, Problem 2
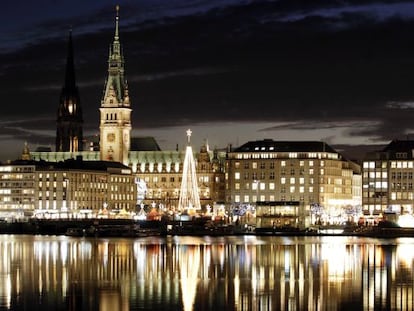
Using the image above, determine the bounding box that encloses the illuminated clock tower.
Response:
[56,30,83,152]
[100,5,131,165]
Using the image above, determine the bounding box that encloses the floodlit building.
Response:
[226,139,361,229]
[0,147,136,219]
[129,144,226,211]
[362,139,414,226]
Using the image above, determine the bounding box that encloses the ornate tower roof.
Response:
[102,5,129,107]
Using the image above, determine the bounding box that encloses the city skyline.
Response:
[3,0,414,160]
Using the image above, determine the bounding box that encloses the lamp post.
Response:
[253,180,260,205]
[63,178,70,218]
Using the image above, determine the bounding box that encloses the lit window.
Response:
[235,172,240,180]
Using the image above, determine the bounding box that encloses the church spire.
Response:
[56,29,83,153]
[64,29,76,91]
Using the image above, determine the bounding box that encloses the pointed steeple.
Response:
[103,5,127,106]
[110,5,121,58]
[64,29,76,92]
[56,29,83,152]
[114,5,120,43]
[99,5,132,165]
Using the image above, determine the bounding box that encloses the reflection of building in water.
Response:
[1,237,414,310]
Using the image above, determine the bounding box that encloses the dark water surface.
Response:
[0,234,413,311]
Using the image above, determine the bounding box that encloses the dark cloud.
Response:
[3,0,414,160]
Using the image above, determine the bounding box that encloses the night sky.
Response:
[3,0,414,161]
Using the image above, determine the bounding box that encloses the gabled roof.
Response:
[233,139,338,153]
[382,139,414,152]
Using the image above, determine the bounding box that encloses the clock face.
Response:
[107,133,115,142]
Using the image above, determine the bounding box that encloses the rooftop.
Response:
[233,139,338,154]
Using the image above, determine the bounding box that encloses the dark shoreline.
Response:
[1,219,414,238]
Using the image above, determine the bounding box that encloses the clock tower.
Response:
[100,6,131,165]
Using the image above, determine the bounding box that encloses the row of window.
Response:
[0,167,34,172]
[364,171,414,179]
[234,169,319,180]
[234,160,318,169]
[234,152,338,160]
[38,193,133,201]
[143,175,214,184]
[235,183,313,193]
[233,195,315,203]
[363,161,414,169]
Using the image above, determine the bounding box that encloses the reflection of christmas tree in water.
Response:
[178,129,201,214]
[179,245,200,311]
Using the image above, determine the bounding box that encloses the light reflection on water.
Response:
[0,235,413,310]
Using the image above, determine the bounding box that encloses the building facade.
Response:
[0,156,136,219]
[362,140,414,225]
[129,144,226,211]
[226,140,361,229]
[31,143,227,212]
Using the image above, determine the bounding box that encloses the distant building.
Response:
[362,139,414,225]
[56,30,83,153]
[226,139,361,229]
[0,154,136,219]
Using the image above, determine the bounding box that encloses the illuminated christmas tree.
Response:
[178,129,201,214]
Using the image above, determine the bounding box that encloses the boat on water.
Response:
[65,224,161,238]
[65,227,87,237]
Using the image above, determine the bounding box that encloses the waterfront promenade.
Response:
[1,217,414,238]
